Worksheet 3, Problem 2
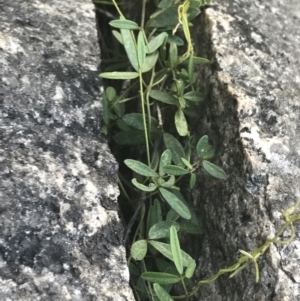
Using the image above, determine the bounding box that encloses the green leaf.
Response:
[149,221,178,239]
[178,97,186,108]
[167,35,184,46]
[153,283,174,301]
[109,19,140,30]
[137,31,146,68]
[113,101,125,118]
[196,135,215,159]
[162,165,188,176]
[159,188,191,219]
[202,160,227,180]
[141,272,180,284]
[183,91,204,102]
[141,51,159,73]
[112,30,123,45]
[131,240,148,260]
[113,130,146,145]
[160,175,175,188]
[125,159,159,177]
[149,6,179,28]
[188,55,194,86]
[181,158,193,169]
[122,113,159,132]
[166,209,180,222]
[189,173,196,189]
[147,199,162,234]
[132,178,157,192]
[163,133,185,167]
[159,149,172,176]
[185,260,196,279]
[187,7,201,21]
[149,241,194,267]
[100,71,139,80]
[169,43,178,68]
[105,86,116,101]
[155,258,176,274]
[175,109,188,136]
[158,0,174,9]
[170,225,183,274]
[150,90,178,105]
[178,219,202,234]
[120,29,139,71]
[147,32,168,53]
[192,56,210,64]
[174,79,184,97]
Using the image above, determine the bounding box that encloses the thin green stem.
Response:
[139,70,151,166]
[111,0,124,18]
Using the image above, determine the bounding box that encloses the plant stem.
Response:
[139,70,151,166]
[111,0,124,18]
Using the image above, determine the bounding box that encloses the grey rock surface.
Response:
[191,0,300,300]
[0,0,134,300]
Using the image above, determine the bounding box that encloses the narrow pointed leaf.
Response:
[149,241,194,267]
[112,30,123,44]
[175,109,188,136]
[166,209,180,222]
[141,51,159,73]
[159,188,191,219]
[159,149,172,176]
[188,54,194,86]
[163,165,188,176]
[147,199,163,235]
[132,178,157,192]
[153,283,174,301]
[184,91,204,102]
[121,29,139,71]
[147,32,168,53]
[189,173,196,189]
[163,133,185,167]
[178,219,202,234]
[167,35,184,46]
[192,56,210,64]
[185,260,196,278]
[141,272,180,284]
[169,43,178,68]
[109,19,139,30]
[131,240,148,260]
[137,31,146,68]
[100,71,139,80]
[170,226,183,274]
[181,158,193,169]
[158,0,174,9]
[150,90,178,105]
[125,159,158,177]
[122,113,159,131]
[202,160,227,180]
[149,221,178,239]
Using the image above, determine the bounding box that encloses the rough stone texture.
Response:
[0,1,134,300]
[190,1,300,300]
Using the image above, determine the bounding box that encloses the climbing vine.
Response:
[93,0,300,300]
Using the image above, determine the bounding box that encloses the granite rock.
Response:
[190,1,300,300]
[0,0,134,300]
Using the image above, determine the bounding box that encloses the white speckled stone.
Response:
[0,0,134,300]
[190,0,300,300]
